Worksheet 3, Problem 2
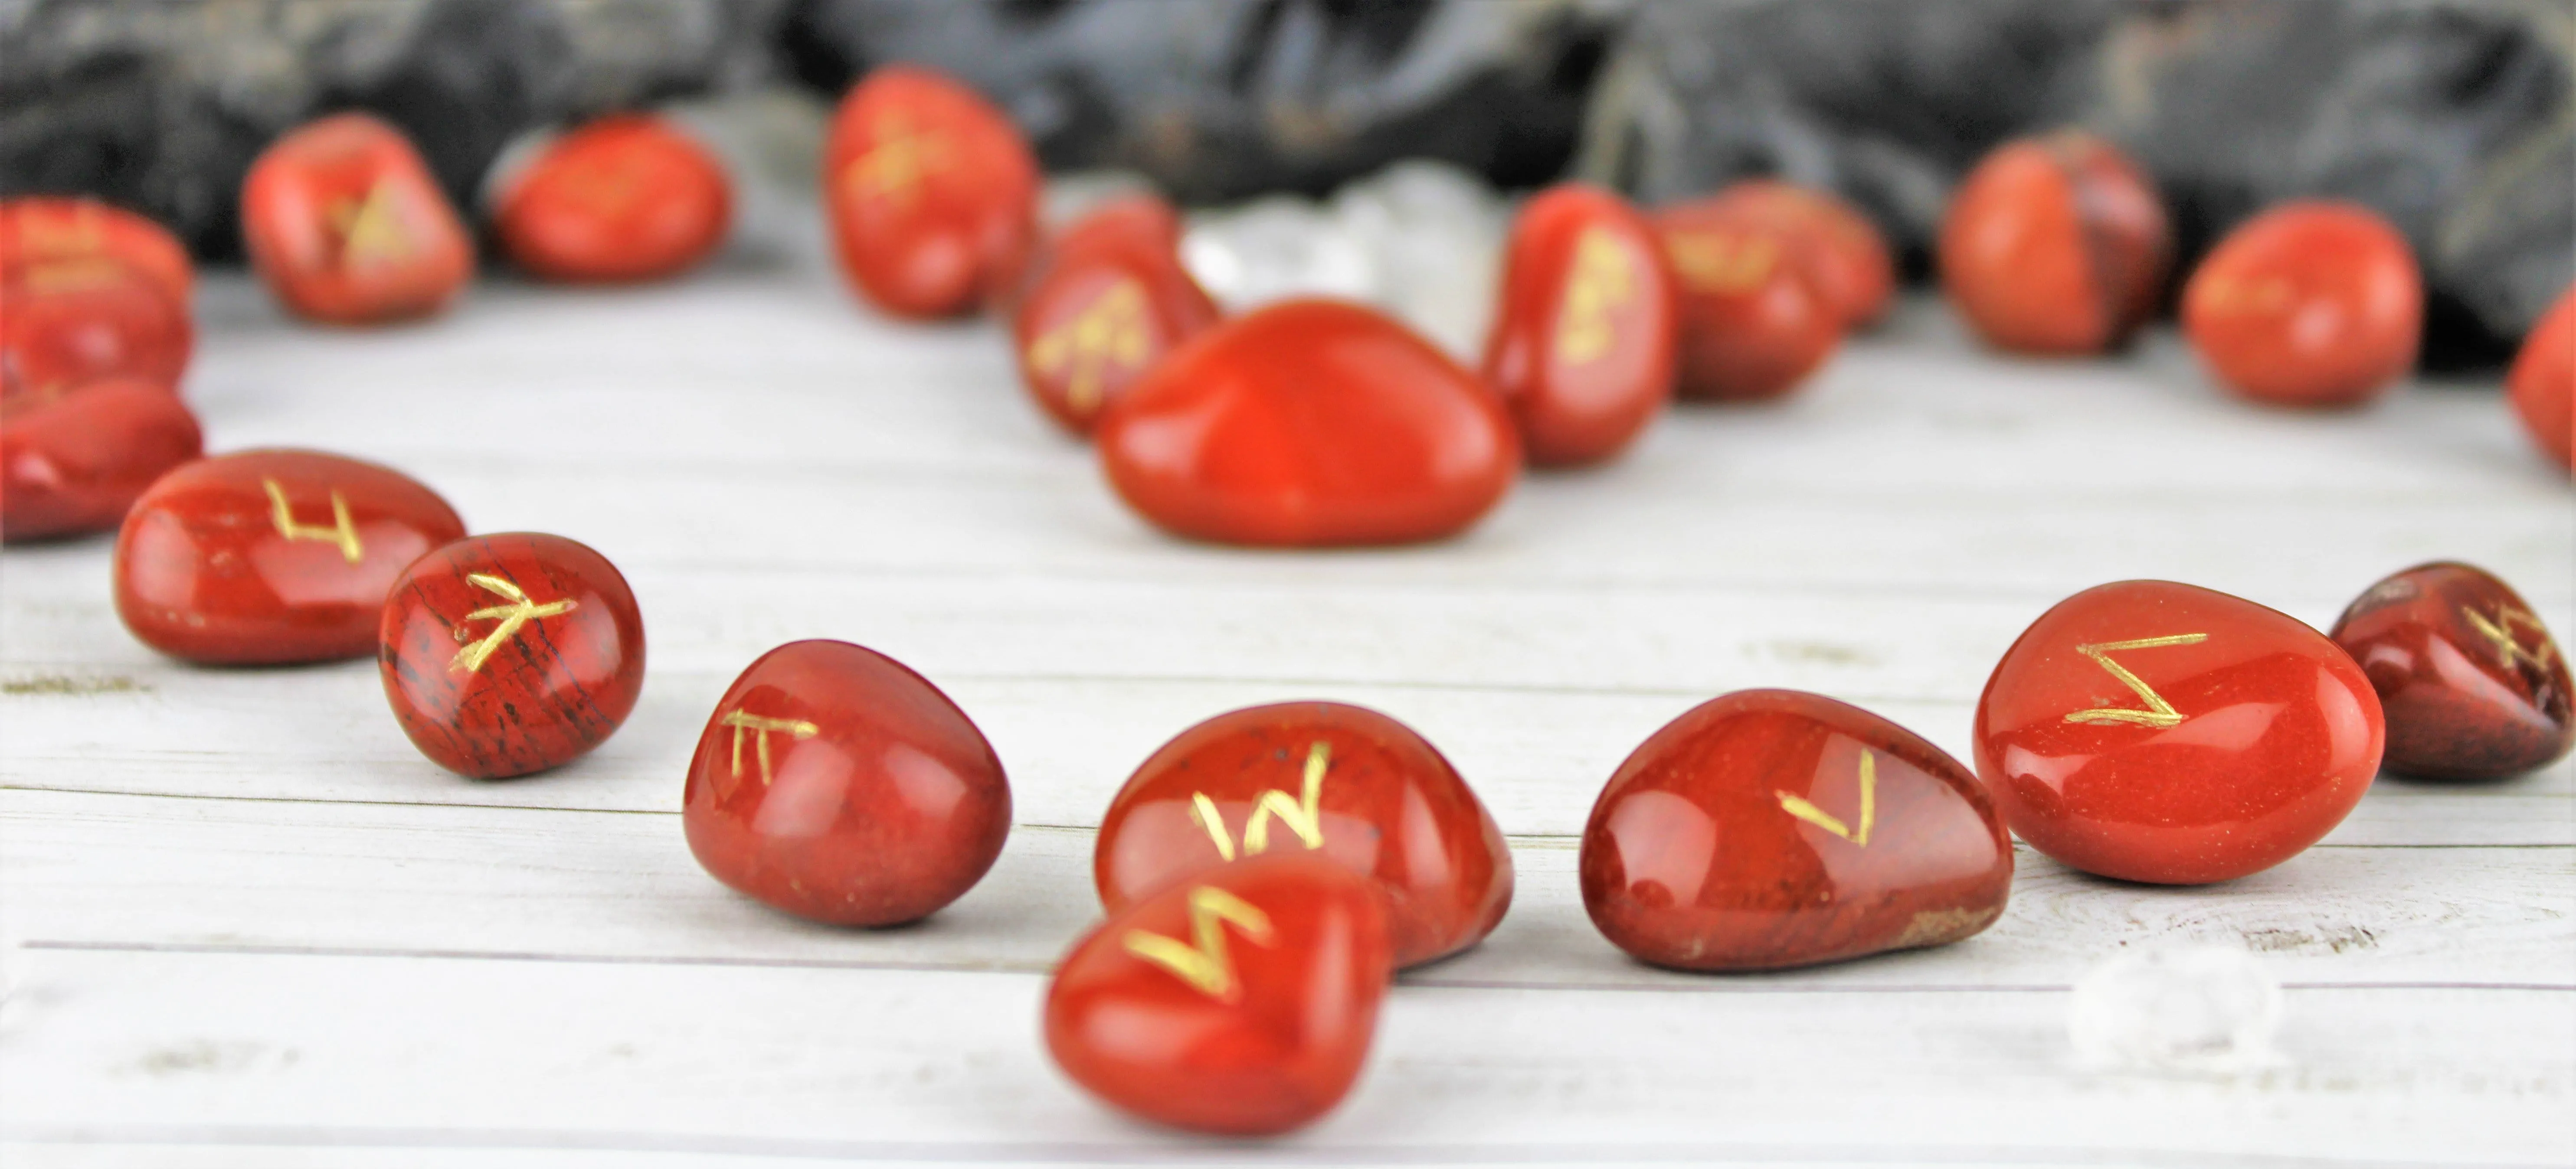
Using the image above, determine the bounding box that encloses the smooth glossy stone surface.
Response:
[1095,701,1511,968]
[2183,200,2422,408]
[1480,183,1676,466]
[496,114,732,284]
[824,65,1038,318]
[1,379,201,542]
[241,113,474,325]
[1096,298,1519,547]
[380,532,644,779]
[0,197,193,305]
[2330,562,2573,780]
[0,259,190,399]
[1653,201,1840,401]
[115,449,465,664]
[2508,285,2573,470]
[1974,580,2384,885]
[1045,853,1391,1136]
[684,639,1011,925]
[1703,180,1895,328]
[1940,131,2169,355]
[1579,689,2012,971]
[1012,196,1221,434]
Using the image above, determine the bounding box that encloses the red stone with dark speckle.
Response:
[2331,562,2572,780]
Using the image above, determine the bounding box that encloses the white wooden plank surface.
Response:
[2,147,2571,1165]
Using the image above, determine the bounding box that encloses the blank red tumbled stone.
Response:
[115,449,465,664]
[1012,196,1220,434]
[1,379,202,542]
[1974,580,2384,885]
[1482,183,1676,465]
[2331,562,2572,781]
[1094,700,1512,969]
[495,114,732,284]
[1940,131,2169,355]
[1580,689,2012,971]
[2183,200,2422,408]
[684,639,1012,925]
[379,532,644,779]
[242,112,474,325]
[823,65,1038,318]
[2508,285,2573,470]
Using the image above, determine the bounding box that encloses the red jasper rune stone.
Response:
[2183,200,2422,408]
[115,449,465,664]
[496,114,733,284]
[1013,196,1221,434]
[1045,852,1391,1136]
[1097,299,1520,547]
[824,65,1039,318]
[1702,179,1896,328]
[1940,131,2170,355]
[1,196,194,306]
[684,639,1012,925]
[1,379,202,542]
[1975,580,2384,885]
[380,533,644,779]
[2509,285,2573,470]
[1095,701,1512,968]
[0,257,192,399]
[1481,183,1677,466]
[1580,689,2012,971]
[2331,562,2573,780]
[1652,199,1841,401]
[241,112,474,325]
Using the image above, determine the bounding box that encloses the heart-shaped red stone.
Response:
[1701,180,1895,328]
[1095,700,1512,968]
[824,65,1038,319]
[379,532,645,779]
[495,114,732,284]
[1580,689,2012,971]
[2,197,194,307]
[1096,299,1519,546]
[2,379,201,542]
[1651,201,1841,401]
[1975,580,2384,885]
[115,449,465,664]
[0,257,191,399]
[1012,196,1220,434]
[1481,183,1676,466]
[1941,131,2169,355]
[241,113,474,325]
[2509,285,2573,470]
[1045,852,1391,1136]
[684,639,1012,925]
[2331,562,2572,780]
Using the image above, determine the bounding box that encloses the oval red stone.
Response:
[2508,284,2573,471]
[823,65,1038,318]
[241,113,475,325]
[1652,201,1841,401]
[1,379,202,542]
[0,196,193,306]
[1580,689,2012,971]
[1095,701,1511,968]
[115,449,465,664]
[1045,852,1391,1136]
[2331,562,2573,780]
[1702,179,1895,328]
[0,258,191,399]
[1940,131,2170,355]
[496,114,733,284]
[1012,196,1221,434]
[1974,580,2384,885]
[1481,183,1676,465]
[2183,201,2422,408]
[379,532,644,779]
[1096,299,1519,547]
[684,639,1012,925]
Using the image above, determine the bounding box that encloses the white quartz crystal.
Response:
[2068,944,2286,1075]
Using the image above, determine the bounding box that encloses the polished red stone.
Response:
[2331,562,2572,781]
[1045,852,1391,1136]
[1,379,201,542]
[1704,180,1895,328]
[684,639,1012,924]
[1652,200,1840,401]
[1095,701,1511,969]
[1579,689,2012,971]
[380,532,644,778]
[1012,196,1221,434]
[1940,131,2169,355]
[115,449,465,664]
[0,197,193,306]
[241,113,474,324]
[2508,285,2573,470]
[2183,201,2422,408]
[0,259,191,399]
[1974,580,2384,885]
[824,65,1039,318]
[1481,183,1676,465]
[1096,299,1519,547]
[495,114,732,284]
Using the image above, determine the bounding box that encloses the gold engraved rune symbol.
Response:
[1776,749,1878,846]
[2461,604,2560,674]
[719,709,820,788]
[1121,885,1277,1002]
[844,111,953,207]
[262,478,363,564]
[1028,279,1149,414]
[327,178,411,268]
[448,573,579,674]
[1190,740,1330,862]
[1666,230,1777,294]
[1555,227,1635,365]
[2063,633,2209,728]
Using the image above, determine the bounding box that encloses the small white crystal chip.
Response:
[2068,944,2286,1075]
